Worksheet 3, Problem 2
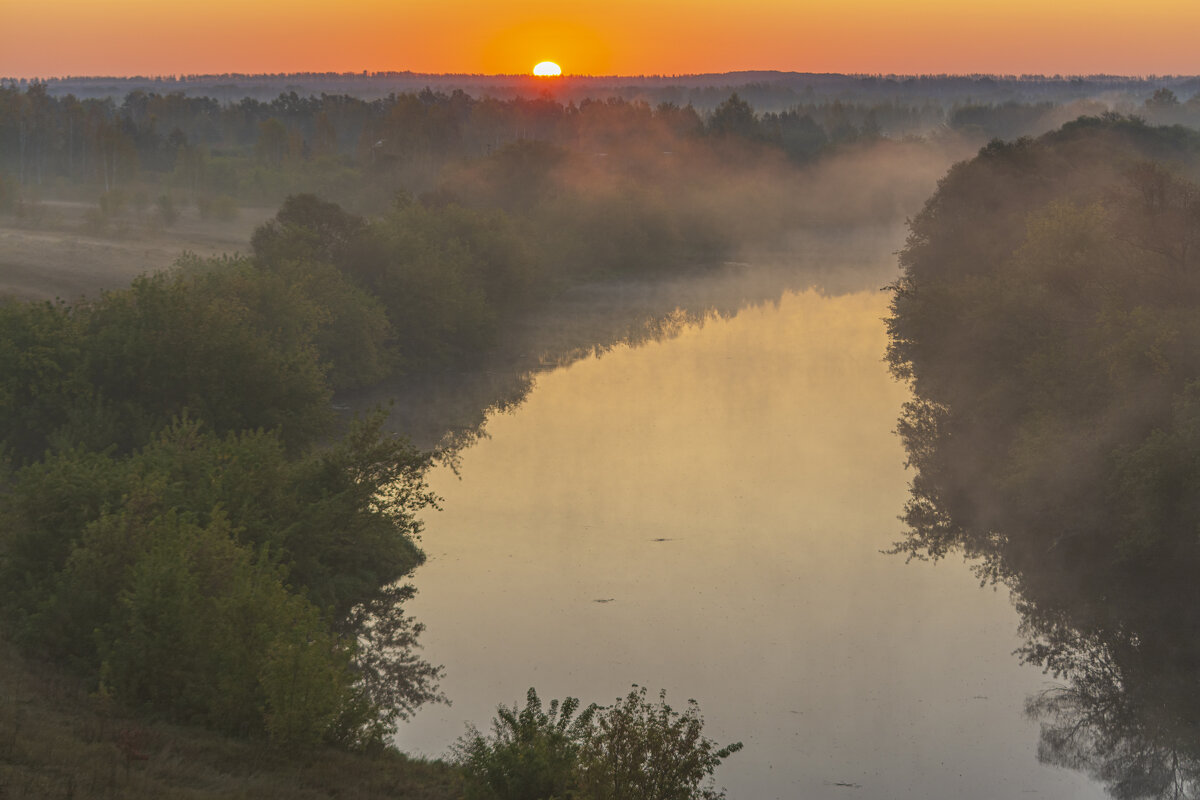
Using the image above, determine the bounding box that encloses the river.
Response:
[390,242,1108,798]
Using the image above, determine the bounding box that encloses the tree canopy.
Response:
[886,115,1200,797]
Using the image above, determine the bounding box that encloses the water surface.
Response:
[394,284,1106,799]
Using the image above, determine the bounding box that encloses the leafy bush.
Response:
[454,687,741,800]
[577,686,743,800]
[454,688,597,800]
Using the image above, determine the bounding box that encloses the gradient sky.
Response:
[4,0,1198,78]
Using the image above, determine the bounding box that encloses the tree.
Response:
[0,298,89,463]
[1146,88,1180,109]
[885,115,1200,795]
[708,94,759,140]
[0,413,444,746]
[78,262,332,453]
[256,117,290,165]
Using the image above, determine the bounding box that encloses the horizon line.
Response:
[5,70,1200,84]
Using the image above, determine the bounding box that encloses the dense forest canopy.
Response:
[886,115,1200,797]
[1,76,1196,225]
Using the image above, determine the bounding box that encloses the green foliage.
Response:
[251,193,369,268]
[886,116,1200,795]
[0,628,464,800]
[887,118,1200,571]
[0,258,337,461]
[41,501,351,738]
[267,256,395,390]
[577,687,743,800]
[79,262,332,452]
[449,139,568,213]
[280,411,435,620]
[362,200,530,367]
[455,688,598,800]
[0,446,132,646]
[454,687,740,800]
[0,413,442,746]
[252,193,543,373]
[708,94,760,139]
[259,607,357,746]
[0,298,89,463]
[249,195,396,388]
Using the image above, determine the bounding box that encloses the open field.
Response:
[0,202,273,301]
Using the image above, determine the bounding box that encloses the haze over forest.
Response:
[3,53,1200,800]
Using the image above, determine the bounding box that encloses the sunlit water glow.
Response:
[393,287,1105,799]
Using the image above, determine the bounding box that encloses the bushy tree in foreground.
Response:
[454,686,742,800]
[0,414,444,747]
[576,686,743,800]
[454,688,597,800]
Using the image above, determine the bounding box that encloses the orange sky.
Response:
[4,0,1199,78]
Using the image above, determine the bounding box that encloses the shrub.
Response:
[454,686,741,800]
[578,686,743,800]
[454,688,597,800]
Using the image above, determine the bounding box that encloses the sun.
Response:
[532,61,562,76]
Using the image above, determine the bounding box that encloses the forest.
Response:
[2,76,1197,225]
[887,115,1200,797]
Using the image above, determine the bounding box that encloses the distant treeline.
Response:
[1,81,965,277]
[15,70,1200,110]
[0,82,928,204]
[886,115,1200,796]
[5,79,1196,220]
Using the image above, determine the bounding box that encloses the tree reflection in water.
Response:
[885,116,1200,799]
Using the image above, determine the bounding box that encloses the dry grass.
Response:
[0,639,464,800]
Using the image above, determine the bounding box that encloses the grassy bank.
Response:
[0,638,463,800]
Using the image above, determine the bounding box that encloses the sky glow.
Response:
[3,0,1198,78]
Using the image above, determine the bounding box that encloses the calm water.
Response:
[392,282,1107,799]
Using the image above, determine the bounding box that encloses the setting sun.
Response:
[532,61,562,76]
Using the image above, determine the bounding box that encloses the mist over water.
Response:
[392,271,1106,798]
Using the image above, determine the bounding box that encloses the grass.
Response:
[0,638,464,799]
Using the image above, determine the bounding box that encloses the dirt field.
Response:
[0,201,275,301]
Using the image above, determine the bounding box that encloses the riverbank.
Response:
[345,221,907,450]
[0,637,463,800]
